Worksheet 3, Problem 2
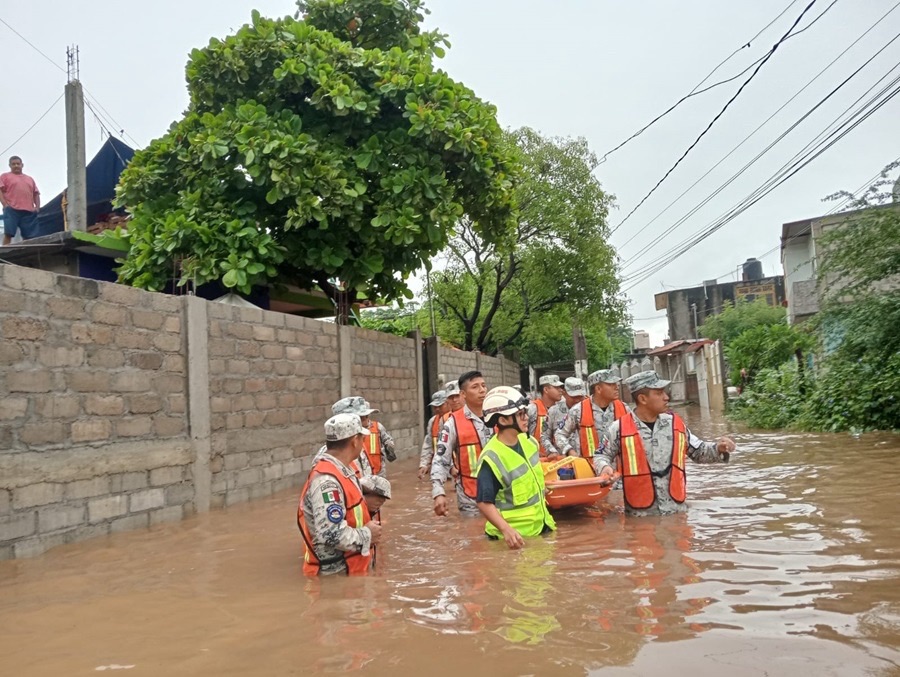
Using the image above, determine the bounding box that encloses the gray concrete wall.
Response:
[0,264,423,559]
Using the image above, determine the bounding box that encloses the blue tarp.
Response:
[35,136,134,237]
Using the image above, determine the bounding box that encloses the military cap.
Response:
[588,369,621,387]
[563,377,587,397]
[429,390,449,407]
[444,381,461,396]
[363,476,392,500]
[539,374,564,387]
[331,396,379,417]
[324,413,365,441]
[624,370,671,392]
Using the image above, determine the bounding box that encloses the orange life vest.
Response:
[578,399,627,459]
[430,412,450,453]
[618,413,688,510]
[362,421,382,474]
[297,457,373,576]
[451,409,484,499]
[534,400,549,457]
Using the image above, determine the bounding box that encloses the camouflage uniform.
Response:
[555,369,625,456]
[370,421,396,479]
[430,404,493,514]
[331,396,395,478]
[419,391,449,472]
[543,400,568,456]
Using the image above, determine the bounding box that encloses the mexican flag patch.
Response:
[321,489,341,504]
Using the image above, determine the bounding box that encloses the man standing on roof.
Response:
[1,156,40,245]
[595,371,736,516]
[431,370,491,516]
[297,414,385,575]
[526,375,563,459]
[476,386,556,549]
[418,390,450,480]
[331,396,395,478]
[544,377,587,458]
[556,369,628,462]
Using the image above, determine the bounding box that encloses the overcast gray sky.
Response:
[3,0,898,344]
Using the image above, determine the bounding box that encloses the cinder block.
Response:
[129,488,166,512]
[115,329,152,350]
[0,512,36,541]
[162,316,181,333]
[71,323,113,345]
[109,472,149,493]
[64,524,110,545]
[38,504,86,532]
[7,370,52,393]
[149,506,184,526]
[67,371,111,392]
[91,302,128,325]
[35,396,81,419]
[129,395,163,415]
[165,483,194,506]
[57,276,99,299]
[46,297,86,320]
[88,495,128,523]
[224,487,250,506]
[130,352,164,370]
[0,397,28,421]
[14,533,66,559]
[226,323,254,339]
[66,477,111,500]
[261,344,284,359]
[0,489,10,516]
[84,395,125,416]
[131,309,165,330]
[150,295,182,313]
[162,355,185,373]
[0,288,26,313]
[71,420,112,443]
[262,464,284,482]
[252,325,276,342]
[19,422,68,446]
[153,334,183,353]
[99,282,146,306]
[153,375,185,394]
[149,466,184,487]
[113,372,151,393]
[109,513,149,533]
[224,452,250,470]
[86,348,126,369]
[0,342,25,366]
[5,266,56,293]
[235,468,262,488]
[153,415,185,437]
[168,394,187,414]
[116,417,153,438]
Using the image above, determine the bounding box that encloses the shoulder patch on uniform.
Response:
[326,504,345,524]
[322,488,341,504]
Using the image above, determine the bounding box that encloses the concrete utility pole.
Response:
[572,324,588,383]
[65,46,87,232]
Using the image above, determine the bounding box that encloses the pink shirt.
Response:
[0,172,40,211]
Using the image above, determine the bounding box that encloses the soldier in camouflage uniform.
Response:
[594,371,735,516]
[556,369,628,457]
[444,380,463,412]
[526,374,563,457]
[297,414,386,575]
[418,390,450,479]
[332,396,396,478]
[544,377,587,457]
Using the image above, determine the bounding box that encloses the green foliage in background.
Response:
[724,322,814,385]
[699,298,786,344]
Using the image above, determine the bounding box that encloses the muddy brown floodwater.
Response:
[2,408,900,676]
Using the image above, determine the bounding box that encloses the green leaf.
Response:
[222,269,239,288]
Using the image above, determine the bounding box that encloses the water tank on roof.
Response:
[742,257,764,281]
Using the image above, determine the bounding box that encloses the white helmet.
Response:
[482,386,528,425]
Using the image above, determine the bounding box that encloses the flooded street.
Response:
[2,409,899,676]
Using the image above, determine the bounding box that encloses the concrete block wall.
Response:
[434,344,520,390]
[0,264,424,560]
[0,265,193,559]
[206,304,340,509]
[350,326,421,459]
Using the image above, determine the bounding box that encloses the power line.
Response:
[0,93,64,157]
[620,20,900,272]
[0,17,65,74]
[622,71,900,291]
[599,0,803,163]
[610,0,825,235]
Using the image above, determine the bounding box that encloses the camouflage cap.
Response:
[588,369,621,387]
[331,396,379,417]
[538,374,564,387]
[563,377,587,397]
[429,390,449,407]
[324,413,365,441]
[624,370,671,392]
[363,476,392,500]
[444,380,461,396]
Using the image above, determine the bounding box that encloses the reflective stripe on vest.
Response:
[578,399,599,458]
[297,457,373,576]
[534,400,548,455]
[618,413,688,510]
[476,434,556,538]
[452,408,483,499]
[363,422,382,474]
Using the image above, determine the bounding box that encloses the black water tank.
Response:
[742,257,763,281]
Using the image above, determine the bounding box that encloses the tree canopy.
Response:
[115,0,517,319]
[426,127,624,356]
[699,298,786,344]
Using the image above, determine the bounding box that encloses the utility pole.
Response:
[65,46,87,233]
[572,324,588,384]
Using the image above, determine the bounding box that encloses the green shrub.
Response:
[729,362,807,429]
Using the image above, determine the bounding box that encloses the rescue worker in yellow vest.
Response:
[595,371,736,516]
[332,396,396,478]
[556,369,629,460]
[418,390,450,480]
[444,380,463,412]
[432,371,491,516]
[475,386,557,549]
[297,414,386,575]
[526,374,563,459]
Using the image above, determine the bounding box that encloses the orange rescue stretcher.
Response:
[541,457,619,510]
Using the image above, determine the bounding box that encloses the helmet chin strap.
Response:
[496,413,524,434]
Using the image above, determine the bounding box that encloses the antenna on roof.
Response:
[66,45,80,83]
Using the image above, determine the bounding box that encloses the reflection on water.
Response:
[1,409,899,676]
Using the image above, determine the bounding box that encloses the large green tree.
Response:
[115,0,517,321]
[427,127,624,355]
[699,298,787,344]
